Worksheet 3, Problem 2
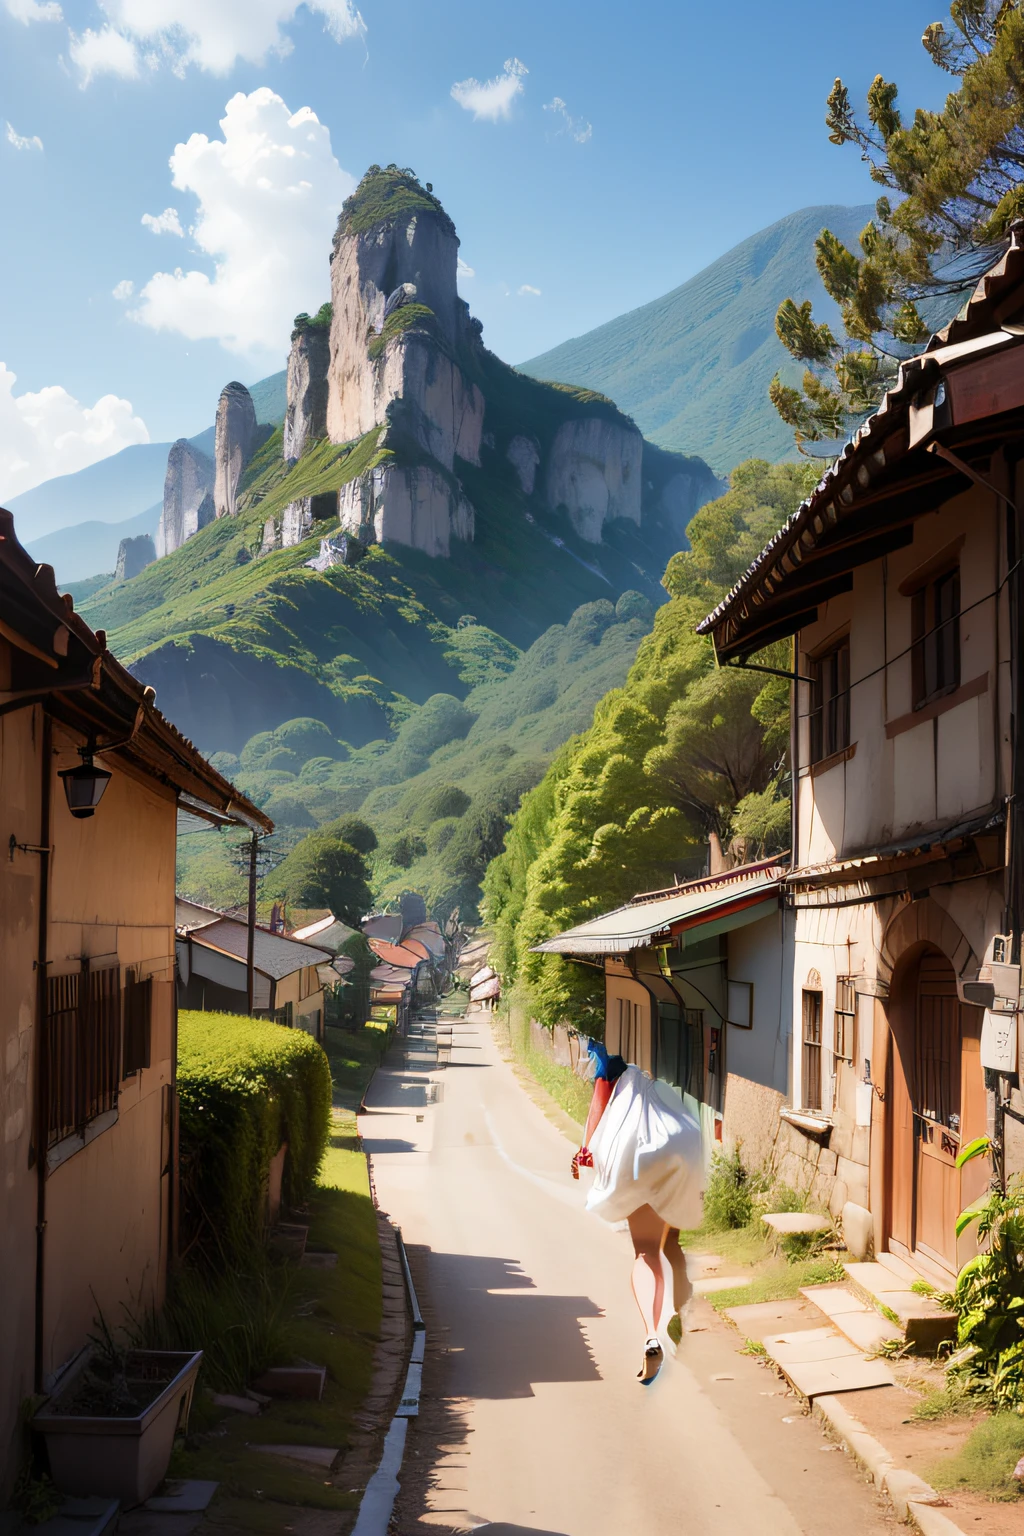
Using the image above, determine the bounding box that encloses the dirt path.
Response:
[359,1009,900,1536]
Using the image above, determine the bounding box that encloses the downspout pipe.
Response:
[33,710,52,1392]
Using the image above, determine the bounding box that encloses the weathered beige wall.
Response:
[0,693,44,1491]
[1,704,179,1487]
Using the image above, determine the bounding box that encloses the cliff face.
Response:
[544,418,643,543]
[326,185,464,447]
[214,381,258,518]
[338,464,474,559]
[284,322,331,460]
[155,439,215,558]
[115,533,156,581]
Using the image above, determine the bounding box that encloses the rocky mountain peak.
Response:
[214,381,258,519]
[155,437,215,558]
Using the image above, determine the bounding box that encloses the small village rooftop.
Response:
[532,859,786,955]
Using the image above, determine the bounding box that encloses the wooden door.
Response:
[913,955,962,1269]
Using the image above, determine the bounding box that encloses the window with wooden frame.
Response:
[801,989,823,1112]
[912,565,960,708]
[45,963,122,1149]
[122,969,153,1077]
[808,637,850,765]
[834,977,856,1064]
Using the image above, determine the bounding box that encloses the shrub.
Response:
[262,791,316,829]
[417,782,471,824]
[177,1010,332,1264]
[942,1174,1024,1409]
[319,814,378,855]
[386,831,427,868]
[703,1147,755,1231]
[275,717,344,761]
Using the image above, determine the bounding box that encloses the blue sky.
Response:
[0,0,948,496]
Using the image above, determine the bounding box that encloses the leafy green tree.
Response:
[771,3,1024,451]
[319,815,378,856]
[271,832,373,926]
[485,460,811,1028]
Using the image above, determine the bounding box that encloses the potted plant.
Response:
[32,1334,202,1506]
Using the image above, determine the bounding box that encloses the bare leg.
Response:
[662,1227,692,1313]
[627,1204,669,1338]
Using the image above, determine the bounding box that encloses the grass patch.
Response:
[912,1376,988,1421]
[707,1256,848,1311]
[926,1413,1024,1501]
[678,1221,771,1269]
[169,1112,381,1523]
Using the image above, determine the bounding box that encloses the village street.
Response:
[359,1011,899,1536]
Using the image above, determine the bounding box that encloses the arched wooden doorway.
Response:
[887,945,986,1276]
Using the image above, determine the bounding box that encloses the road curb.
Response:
[813,1394,970,1535]
[349,1217,425,1534]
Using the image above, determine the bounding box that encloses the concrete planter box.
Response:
[33,1348,202,1505]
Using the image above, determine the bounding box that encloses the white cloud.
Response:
[69,24,139,84]
[5,121,43,151]
[543,96,592,144]
[451,57,527,122]
[0,363,149,501]
[112,279,134,300]
[4,0,62,22]
[518,284,541,297]
[457,256,474,279]
[83,1,364,78]
[131,88,355,355]
[141,206,184,236]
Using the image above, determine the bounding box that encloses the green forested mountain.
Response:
[177,591,655,920]
[484,460,818,1028]
[519,205,872,474]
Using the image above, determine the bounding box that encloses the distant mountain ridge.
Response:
[9,369,286,578]
[519,204,873,474]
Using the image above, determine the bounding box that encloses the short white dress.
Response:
[585,1065,704,1230]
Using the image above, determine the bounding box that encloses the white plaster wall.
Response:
[724,910,788,1094]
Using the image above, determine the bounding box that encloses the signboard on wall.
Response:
[981,1008,1018,1074]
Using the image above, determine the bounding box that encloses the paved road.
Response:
[359,1011,897,1536]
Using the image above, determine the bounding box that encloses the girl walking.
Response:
[572,1045,703,1383]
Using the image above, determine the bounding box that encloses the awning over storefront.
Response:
[531,860,786,955]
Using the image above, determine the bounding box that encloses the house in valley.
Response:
[175,899,332,1040]
[697,236,1024,1282]
[534,859,790,1162]
[0,510,269,1492]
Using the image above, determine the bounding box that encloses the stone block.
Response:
[841,1201,874,1261]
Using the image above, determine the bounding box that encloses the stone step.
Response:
[758,1324,895,1399]
[843,1260,956,1348]
[799,1284,902,1353]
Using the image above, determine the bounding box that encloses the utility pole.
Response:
[246,830,258,1015]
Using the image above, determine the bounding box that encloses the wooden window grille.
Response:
[912,566,960,708]
[122,969,153,1077]
[802,989,823,1112]
[45,964,122,1149]
[808,639,850,764]
[834,978,856,1064]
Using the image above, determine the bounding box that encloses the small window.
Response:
[122,970,153,1076]
[727,980,753,1029]
[45,964,122,1147]
[834,977,856,1064]
[809,639,850,764]
[912,566,960,707]
[802,989,823,1112]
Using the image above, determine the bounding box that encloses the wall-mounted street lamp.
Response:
[58,749,112,819]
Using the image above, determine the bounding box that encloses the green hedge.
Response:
[177,1010,332,1263]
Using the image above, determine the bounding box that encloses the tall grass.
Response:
[129,1256,299,1393]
